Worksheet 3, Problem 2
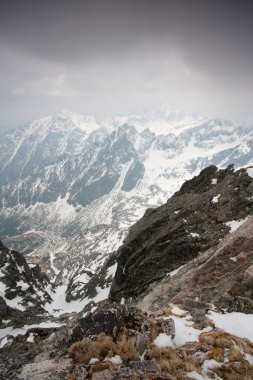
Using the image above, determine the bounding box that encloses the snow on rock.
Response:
[105,263,117,280]
[202,359,223,377]
[190,232,200,238]
[244,353,253,365]
[26,333,35,343]
[154,310,212,348]
[16,280,30,291]
[154,333,175,348]
[44,284,86,316]
[170,305,188,315]
[93,286,110,303]
[211,178,217,185]
[246,167,253,178]
[0,336,9,349]
[108,355,123,365]
[88,358,99,365]
[168,315,212,346]
[211,194,220,203]
[169,264,186,277]
[0,320,65,340]
[225,217,249,232]
[209,311,253,342]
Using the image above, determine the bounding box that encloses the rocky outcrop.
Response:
[0,304,175,380]
[2,301,253,380]
[0,240,52,323]
[138,217,253,314]
[110,165,253,301]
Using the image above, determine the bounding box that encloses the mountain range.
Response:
[0,109,253,307]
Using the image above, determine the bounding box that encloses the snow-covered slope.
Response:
[0,110,253,288]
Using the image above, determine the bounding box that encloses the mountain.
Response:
[0,110,253,290]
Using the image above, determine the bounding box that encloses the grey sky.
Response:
[0,0,253,129]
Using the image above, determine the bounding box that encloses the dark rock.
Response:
[128,359,158,374]
[0,240,52,316]
[69,304,144,344]
[226,296,253,314]
[0,296,8,319]
[110,166,253,301]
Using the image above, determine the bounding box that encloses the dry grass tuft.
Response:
[91,361,116,373]
[147,345,200,379]
[150,320,163,341]
[69,332,139,364]
[162,308,173,317]
[116,333,139,362]
[66,374,76,380]
[214,362,253,380]
[69,334,115,364]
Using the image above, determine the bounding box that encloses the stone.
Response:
[243,264,253,287]
[136,333,146,355]
[17,358,73,380]
[161,318,175,339]
[91,369,114,379]
[72,365,88,380]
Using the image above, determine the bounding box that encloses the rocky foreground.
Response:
[1,300,253,379]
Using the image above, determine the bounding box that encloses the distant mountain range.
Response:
[0,109,253,288]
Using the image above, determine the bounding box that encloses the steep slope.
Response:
[138,217,253,314]
[110,165,253,301]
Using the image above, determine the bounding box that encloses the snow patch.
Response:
[107,355,122,365]
[190,232,200,238]
[209,311,253,342]
[246,167,253,178]
[0,320,65,340]
[211,194,220,203]
[154,333,174,348]
[225,217,249,232]
[169,264,186,277]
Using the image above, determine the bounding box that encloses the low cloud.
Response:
[0,0,252,128]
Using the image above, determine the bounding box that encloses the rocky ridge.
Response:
[110,165,253,302]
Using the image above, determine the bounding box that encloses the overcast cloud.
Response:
[0,0,253,129]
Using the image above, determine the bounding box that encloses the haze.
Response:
[0,0,253,129]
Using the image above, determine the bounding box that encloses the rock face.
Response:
[138,217,253,314]
[0,240,52,321]
[110,165,253,301]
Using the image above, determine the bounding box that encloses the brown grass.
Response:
[147,345,200,379]
[149,320,163,341]
[69,332,139,364]
[116,334,139,362]
[214,362,253,380]
[69,334,115,364]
